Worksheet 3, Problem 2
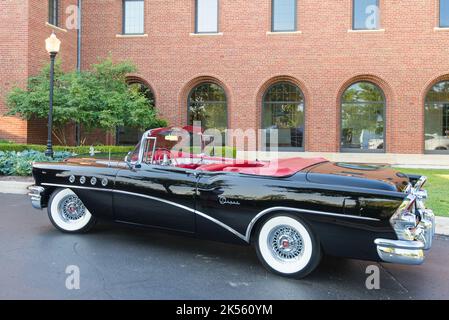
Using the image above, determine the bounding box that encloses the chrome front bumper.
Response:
[28,186,45,210]
[375,208,435,265]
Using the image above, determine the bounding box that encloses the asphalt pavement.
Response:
[0,193,448,300]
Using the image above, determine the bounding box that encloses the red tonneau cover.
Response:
[196,157,328,177]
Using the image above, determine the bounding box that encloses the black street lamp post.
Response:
[45,32,61,158]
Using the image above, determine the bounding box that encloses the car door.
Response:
[113,163,198,233]
[195,172,269,242]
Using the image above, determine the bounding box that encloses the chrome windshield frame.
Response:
[136,130,157,166]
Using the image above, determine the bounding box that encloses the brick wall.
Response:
[2,1,449,153]
[0,0,78,144]
[80,0,449,154]
[0,0,29,143]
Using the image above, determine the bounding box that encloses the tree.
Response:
[6,57,167,145]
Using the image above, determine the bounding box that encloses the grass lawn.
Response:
[395,168,449,217]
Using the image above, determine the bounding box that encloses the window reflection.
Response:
[353,0,379,30]
[188,83,227,132]
[196,0,219,33]
[262,82,304,150]
[272,0,297,32]
[425,81,449,152]
[341,82,385,152]
[440,0,449,28]
[124,0,144,34]
[48,0,59,26]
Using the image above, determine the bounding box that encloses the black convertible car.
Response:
[28,127,435,278]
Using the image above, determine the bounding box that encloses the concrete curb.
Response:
[0,181,33,195]
[435,217,449,236]
[1,180,448,236]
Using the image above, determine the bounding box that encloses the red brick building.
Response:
[1,1,449,162]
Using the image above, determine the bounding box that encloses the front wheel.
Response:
[47,188,96,233]
[254,215,321,279]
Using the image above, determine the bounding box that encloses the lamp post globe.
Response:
[44,32,61,158]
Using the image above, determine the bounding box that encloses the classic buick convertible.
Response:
[28,127,435,278]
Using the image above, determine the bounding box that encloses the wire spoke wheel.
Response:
[268,225,304,261]
[58,195,86,222]
[255,215,321,278]
[48,188,96,233]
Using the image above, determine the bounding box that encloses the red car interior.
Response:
[136,149,327,177]
[191,156,327,177]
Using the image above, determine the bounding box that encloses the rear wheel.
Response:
[47,188,96,233]
[254,215,321,279]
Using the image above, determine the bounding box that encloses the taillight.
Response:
[390,194,418,241]
[414,176,427,191]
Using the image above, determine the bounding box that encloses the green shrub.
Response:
[0,143,134,154]
[0,143,236,157]
[0,150,73,176]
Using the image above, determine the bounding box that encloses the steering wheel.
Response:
[153,148,178,166]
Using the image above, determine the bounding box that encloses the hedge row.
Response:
[0,143,135,154]
[0,143,237,177]
[0,143,236,158]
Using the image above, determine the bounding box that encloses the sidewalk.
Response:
[0,179,448,236]
[0,181,33,195]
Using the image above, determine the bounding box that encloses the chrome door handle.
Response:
[198,187,222,193]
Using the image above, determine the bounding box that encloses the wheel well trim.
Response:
[244,206,380,243]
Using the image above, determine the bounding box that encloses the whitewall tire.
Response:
[47,188,96,233]
[255,215,321,279]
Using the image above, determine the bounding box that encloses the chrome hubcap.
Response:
[268,225,304,261]
[58,195,86,221]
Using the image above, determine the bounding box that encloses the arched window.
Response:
[425,81,449,153]
[262,82,305,150]
[116,81,155,146]
[188,83,227,131]
[341,82,385,152]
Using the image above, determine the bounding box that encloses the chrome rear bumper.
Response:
[28,186,45,210]
[375,208,435,265]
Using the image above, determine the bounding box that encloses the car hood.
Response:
[33,157,126,170]
[305,162,410,192]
